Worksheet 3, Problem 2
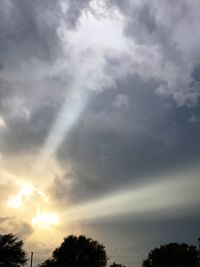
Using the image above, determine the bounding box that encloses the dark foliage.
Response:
[0,233,27,267]
[39,235,107,267]
[142,242,200,267]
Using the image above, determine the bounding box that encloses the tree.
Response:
[142,242,200,267]
[39,235,107,267]
[110,262,126,267]
[0,233,27,267]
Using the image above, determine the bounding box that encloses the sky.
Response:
[0,0,200,266]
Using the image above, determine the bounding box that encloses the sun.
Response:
[32,213,59,228]
[7,183,60,229]
[7,184,34,209]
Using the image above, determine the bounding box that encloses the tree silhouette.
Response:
[142,242,200,267]
[0,233,27,267]
[110,262,126,267]
[39,235,107,267]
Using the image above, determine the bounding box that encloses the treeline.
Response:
[0,233,199,267]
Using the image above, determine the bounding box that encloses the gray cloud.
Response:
[0,99,63,155]
[1,0,200,158]
[0,0,92,68]
[0,217,34,238]
[189,113,200,123]
[51,74,200,205]
[0,0,63,67]
[83,212,200,267]
[0,0,64,155]
[0,0,115,158]
[1,0,200,210]
[107,0,200,107]
[0,0,94,155]
[64,0,91,29]
[113,94,130,109]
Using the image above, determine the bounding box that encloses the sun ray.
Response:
[39,10,127,161]
[41,88,90,158]
[64,171,200,223]
[32,212,59,228]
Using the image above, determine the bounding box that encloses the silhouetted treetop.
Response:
[39,235,107,267]
[0,233,27,267]
[142,242,200,267]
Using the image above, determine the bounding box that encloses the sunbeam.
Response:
[41,88,90,157]
[64,169,200,223]
[39,10,126,160]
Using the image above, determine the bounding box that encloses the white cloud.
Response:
[0,116,6,128]
[189,114,200,123]
[113,94,130,109]
[108,0,200,107]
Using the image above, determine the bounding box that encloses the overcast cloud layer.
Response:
[0,1,200,266]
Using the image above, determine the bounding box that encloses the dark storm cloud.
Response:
[0,0,63,66]
[0,0,65,154]
[0,0,93,155]
[0,78,65,154]
[0,100,62,154]
[84,212,200,267]
[51,74,200,204]
[1,0,199,206]
[0,0,92,67]
[0,66,77,155]
[192,64,200,83]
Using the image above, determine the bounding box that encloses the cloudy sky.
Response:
[0,0,200,266]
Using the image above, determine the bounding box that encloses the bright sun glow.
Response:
[7,183,59,229]
[32,213,59,228]
[7,184,34,209]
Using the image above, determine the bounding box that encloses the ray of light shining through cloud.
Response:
[41,87,90,157]
[40,12,127,159]
[64,168,200,223]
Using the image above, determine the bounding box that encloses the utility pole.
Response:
[30,252,33,267]
[198,237,200,251]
